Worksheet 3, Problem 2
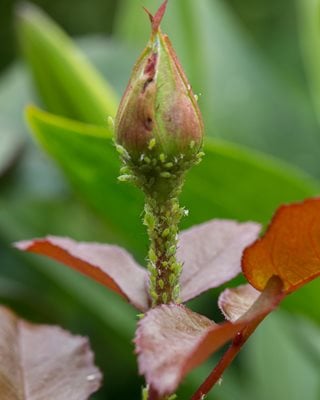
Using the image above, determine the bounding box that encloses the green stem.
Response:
[144,192,185,306]
[117,141,199,306]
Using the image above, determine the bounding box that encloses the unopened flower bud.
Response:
[115,0,204,166]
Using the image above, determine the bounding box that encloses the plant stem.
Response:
[117,141,203,307]
[144,193,184,306]
[191,335,244,399]
[191,318,265,400]
[192,276,285,399]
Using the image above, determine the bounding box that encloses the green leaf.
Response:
[0,64,32,179]
[0,129,24,179]
[25,106,320,324]
[15,2,118,124]
[0,125,136,362]
[26,104,319,248]
[26,105,146,255]
[282,278,320,322]
[181,140,319,228]
[0,63,32,132]
[14,2,320,176]
[243,312,319,400]
[297,0,320,127]
[115,0,320,176]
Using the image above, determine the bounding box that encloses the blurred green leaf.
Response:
[0,63,32,131]
[181,140,319,228]
[26,104,320,254]
[115,0,320,177]
[243,312,319,400]
[25,105,145,254]
[282,278,320,323]
[292,313,320,365]
[297,0,320,127]
[15,2,118,124]
[14,1,320,176]
[0,130,24,178]
[0,63,31,178]
[25,106,320,325]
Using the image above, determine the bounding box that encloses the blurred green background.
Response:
[0,0,320,398]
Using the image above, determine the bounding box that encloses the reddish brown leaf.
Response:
[218,284,260,322]
[15,236,149,311]
[0,306,101,399]
[136,304,216,397]
[178,220,261,302]
[242,198,320,293]
[135,277,283,398]
[192,278,284,400]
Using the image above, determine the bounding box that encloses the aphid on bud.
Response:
[114,0,204,163]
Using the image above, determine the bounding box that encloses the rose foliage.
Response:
[16,198,320,398]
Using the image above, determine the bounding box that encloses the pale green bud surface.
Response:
[115,1,205,309]
[115,1,204,164]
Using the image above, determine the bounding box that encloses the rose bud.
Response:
[115,0,203,164]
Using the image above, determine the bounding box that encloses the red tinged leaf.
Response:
[14,219,260,313]
[135,277,283,398]
[191,278,284,400]
[242,198,320,293]
[136,305,215,397]
[218,284,260,322]
[15,236,149,311]
[178,220,261,302]
[0,306,101,399]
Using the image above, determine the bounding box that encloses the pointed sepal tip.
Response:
[143,0,169,33]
